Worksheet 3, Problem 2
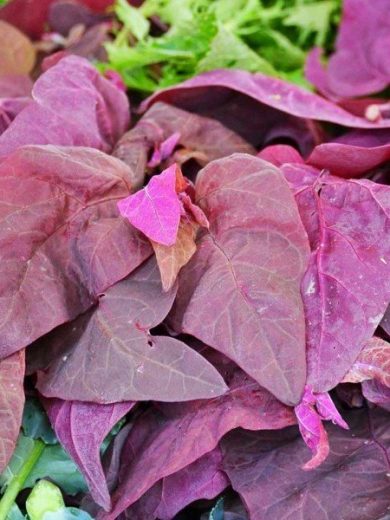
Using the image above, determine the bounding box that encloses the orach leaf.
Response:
[170,154,310,405]
[36,258,227,403]
[0,351,25,473]
[0,56,129,157]
[0,20,35,76]
[118,164,181,246]
[99,361,295,519]
[283,164,390,393]
[342,336,390,386]
[113,102,255,190]
[0,145,150,359]
[43,399,134,511]
[221,408,390,520]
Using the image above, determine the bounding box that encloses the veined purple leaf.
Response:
[222,408,390,520]
[98,362,295,519]
[0,55,129,157]
[283,164,390,393]
[118,164,181,246]
[42,398,134,511]
[169,154,310,405]
[0,145,151,359]
[36,258,227,403]
[362,380,390,411]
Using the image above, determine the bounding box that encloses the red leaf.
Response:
[0,350,25,473]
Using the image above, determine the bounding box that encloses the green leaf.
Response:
[0,436,36,491]
[24,445,87,496]
[22,400,57,445]
[26,480,64,520]
[197,27,277,75]
[42,508,93,520]
[209,497,224,520]
[115,0,150,41]
[6,504,25,520]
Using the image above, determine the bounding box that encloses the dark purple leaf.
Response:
[36,257,227,403]
[222,408,390,520]
[98,362,295,519]
[363,380,390,412]
[48,0,111,36]
[169,154,310,405]
[0,145,150,359]
[43,398,134,511]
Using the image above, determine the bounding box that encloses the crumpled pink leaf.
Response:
[0,55,129,157]
[97,360,295,519]
[0,350,25,473]
[0,145,151,359]
[113,101,255,190]
[169,154,310,406]
[142,68,390,129]
[148,132,181,168]
[118,164,181,246]
[283,164,390,393]
[342,337,390,386]
[42,398,134,511]
[221,407,390,520]
[36,257,227,403]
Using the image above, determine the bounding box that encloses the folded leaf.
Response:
[0,55,129,157]
[113,102,255,190]
[99,361,295,519]
[118,164,181,246]
[152,221,198,291]
[43,399,134,511]
[283,164,390,393]
[221,408,390,520]
[36,257,227,403]
[0,145,150,358]
[362,380,390,412]
[170,154,310,405]
[0,351,25,473]
[142,68,390,129]
[342,337,390,386]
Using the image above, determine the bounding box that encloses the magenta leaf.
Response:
[0,145,151,359]
[36,258,227,403]
[98,361,295,519]
[221,408,390,520]
[169,154,310,405]
[315,392,349,429]
[118,164,181,246]
[147,131,181,168]
[43,398,134,511]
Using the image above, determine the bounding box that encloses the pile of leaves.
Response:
[0,0,389,519]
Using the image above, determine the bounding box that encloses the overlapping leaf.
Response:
[0,145,150,359]
[342,337,390,386]
[36,258,227,403]
[170,154,310,405]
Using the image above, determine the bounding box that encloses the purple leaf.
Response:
[0,55,129,157]
[169,154,310,405]
[118,164,181,246]
[222,408,390,520]
[342,336,390,386]
[98,362,295,519]
[147,131,181,168]
[36,257,227,403]
[142,68,390,129]
[43,398,134,511]
[283,165,390,393]
[362,380,390,411]
[0,145,150,359]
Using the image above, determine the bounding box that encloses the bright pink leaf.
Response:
[118,164,181,246]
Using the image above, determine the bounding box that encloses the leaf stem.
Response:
[0,439,45,520]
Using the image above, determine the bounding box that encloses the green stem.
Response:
[0,439,45,520]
